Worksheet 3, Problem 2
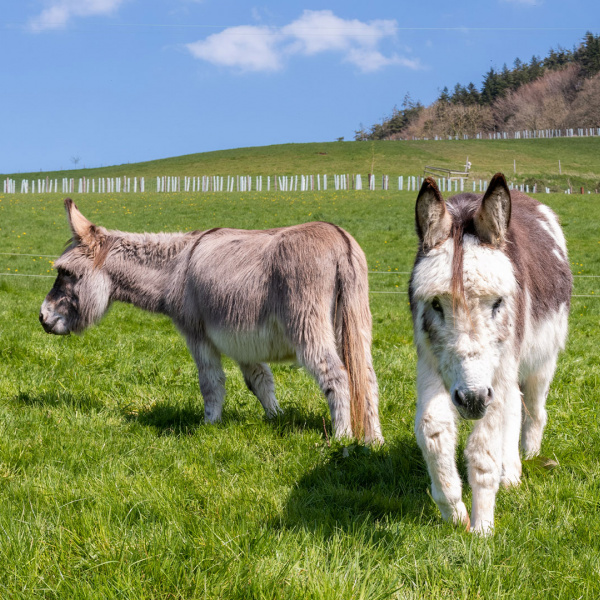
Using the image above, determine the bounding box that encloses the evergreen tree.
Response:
[577,31,600,77]
[401,93,423,123]
[451,83,467,104]
[529,55,544,80]
[498,63,513,95]
[480,68,500,104]
[512,57,525,86]
[438,86,451,104]
[465,82,480,105]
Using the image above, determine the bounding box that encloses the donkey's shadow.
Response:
[274,436,436,534]
[126,400,332,438]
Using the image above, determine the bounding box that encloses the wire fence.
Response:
[1,254,597,297]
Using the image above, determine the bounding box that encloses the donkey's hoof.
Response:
[365,434,385,447]
[452,503,471,531]
[265,406,284,419]
[471,520,494,536]
[501,461,522,488]
[204,413,223,424]
[501,473,521,488]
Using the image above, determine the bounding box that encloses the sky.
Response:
[2,0,599,174]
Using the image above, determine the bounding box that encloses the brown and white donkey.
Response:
[409,173,572,534]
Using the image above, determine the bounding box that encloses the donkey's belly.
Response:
[205,320,296,363]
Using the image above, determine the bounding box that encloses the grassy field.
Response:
[4,138,600,193]
[0,186,599,599]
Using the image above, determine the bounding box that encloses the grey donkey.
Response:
[40,198,384,443]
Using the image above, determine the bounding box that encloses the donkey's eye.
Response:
[431,298,444,316]
[492,297,503,316]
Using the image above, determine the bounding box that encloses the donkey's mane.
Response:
[97,230,198,269]
[446,194,480,310]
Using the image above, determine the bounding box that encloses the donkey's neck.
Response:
[104,231,193,314]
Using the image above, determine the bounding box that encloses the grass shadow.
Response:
[14,390,105,412]
[123,400,206,436]
[122,394,331,438]
[264,405,331,438]
[274,434,435,535]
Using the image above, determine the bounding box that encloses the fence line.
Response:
[0,271,596,299]
[404,127,600,142]
[3,253,600,280]
[4,174,597,196]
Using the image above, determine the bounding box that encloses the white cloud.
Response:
[187,26,284,72]
[186,10,421,73]
[282,11,396,57]
[29,0,127,32]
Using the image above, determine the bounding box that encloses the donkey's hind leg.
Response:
[298,343,353,440]
[186,337,226,424]
[239,362,282,418]
[520,356,557,459]
[364,351,384,445]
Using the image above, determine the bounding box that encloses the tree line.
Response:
[356,32,600,141]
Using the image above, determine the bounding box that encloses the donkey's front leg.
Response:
[501,382,523,488]
[465,401,504,535]
[239,362,283,418]
[186,337,226,423]
[415,361,470,528]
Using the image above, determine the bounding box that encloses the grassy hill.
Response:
[4,138,600,192]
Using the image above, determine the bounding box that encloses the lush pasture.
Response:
[6,137,600,192]
[0,189,599,599]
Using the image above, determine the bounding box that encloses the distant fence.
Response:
[408,127,600,141]
[2,174,597,196]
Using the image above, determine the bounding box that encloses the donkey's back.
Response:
[177,221,361,332]
[500,191,572,373]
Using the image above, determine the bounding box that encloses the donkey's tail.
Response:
[336,245,377,442]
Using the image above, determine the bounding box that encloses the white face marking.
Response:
[412,236,517,419]
[537,205,568,260]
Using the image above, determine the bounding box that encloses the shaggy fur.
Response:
[40,199,384,444]
[409,174,572,534]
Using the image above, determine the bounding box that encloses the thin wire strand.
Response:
[3,23,592,32]
[1,259,598,278]
[0,272,55,278]
[0,272,597,298]
[0,252,60,258]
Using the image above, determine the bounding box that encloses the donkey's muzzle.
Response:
[39,309,69,335]
[452,387,494,420]
[39,311,55,334]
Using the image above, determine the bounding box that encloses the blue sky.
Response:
[2,0,598,173]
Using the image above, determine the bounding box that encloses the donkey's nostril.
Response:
[484,387,494,406]
[453,389,466,406]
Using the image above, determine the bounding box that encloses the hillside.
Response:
[3,138,600,193]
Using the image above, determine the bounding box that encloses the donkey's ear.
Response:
[415,177,452,251]
[474,173,511,246]
[64,198,100,245]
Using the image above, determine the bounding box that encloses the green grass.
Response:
[4,138,600,192]
[0,188,599,599]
